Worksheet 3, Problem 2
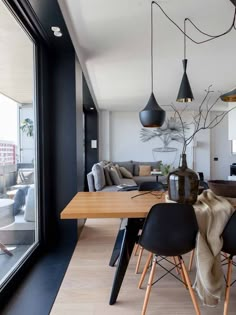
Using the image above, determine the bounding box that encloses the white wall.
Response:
[98,108,236,180]
[99,110,212,177]
[210,111,235,179]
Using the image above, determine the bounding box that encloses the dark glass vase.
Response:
[168,153,199,205]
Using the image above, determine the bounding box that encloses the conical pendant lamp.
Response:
[220,87,236,102]
[176,59,194,102]
[139,1,165,128]
[176,19,194,102]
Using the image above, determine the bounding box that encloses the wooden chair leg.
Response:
[141,256,157,315]
[176,256,187,289]
[173,256,180,275]
[180,256,200,315]
[135,247,144,274]
[188,250,195,271]
[224,256,233,315]
[134,243,139,256]
[138,252,153,289]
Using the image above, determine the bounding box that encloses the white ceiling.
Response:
[59,0,236,111]
[0,1,33,104]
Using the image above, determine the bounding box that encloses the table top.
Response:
[61,191,166,219]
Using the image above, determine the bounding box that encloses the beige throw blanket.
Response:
[193,190,235,306]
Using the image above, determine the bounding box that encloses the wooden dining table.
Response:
[61,190,166,305]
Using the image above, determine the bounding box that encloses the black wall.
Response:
[49,51,78,242]
[0,0,82,306]
[83,77,99,188]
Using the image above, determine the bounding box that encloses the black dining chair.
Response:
[222,211,236,315]
[138,203,200,315]
[134,181,165,274]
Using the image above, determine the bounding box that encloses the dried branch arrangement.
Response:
[171,85,236,154]
[140,117,189,149]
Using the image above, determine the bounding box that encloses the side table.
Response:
[150,171,163,182]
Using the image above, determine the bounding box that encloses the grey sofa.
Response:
[87,160,166,192]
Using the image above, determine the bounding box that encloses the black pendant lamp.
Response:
[220,87,236,102]
[139,1,165,128]
[176,19,194,103]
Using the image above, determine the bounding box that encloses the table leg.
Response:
[109,228,125,267]
[109,218,142,305]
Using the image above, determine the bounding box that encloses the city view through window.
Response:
[0,1,38,290]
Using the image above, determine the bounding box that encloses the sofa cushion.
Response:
[109,167,121,185]
[13,186,29,215]
[114,164,122,178]
[104,166,113,186]
[119,167,133,179]
[92,163,106,191]
[133,161,162,176]
[120,178,137,186]
[99,185,119,192]
[114,161,133,175]
[139,165,151,176]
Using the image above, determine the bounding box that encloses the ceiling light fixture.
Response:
[54,31,63,37]
[51,26,60,32]
[176,19,194,103]
[220,88,236,102]
[51,26,63,37]
[139,1,166,128]
[150,1,236,104]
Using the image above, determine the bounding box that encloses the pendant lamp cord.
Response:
[151,1,154,93]
[152,1,236,45]
[184,18,187,59]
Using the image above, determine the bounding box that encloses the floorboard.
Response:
[51,218,236,315]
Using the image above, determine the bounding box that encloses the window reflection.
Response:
[0,1,37,286]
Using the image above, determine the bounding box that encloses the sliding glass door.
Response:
[0,0,38,288]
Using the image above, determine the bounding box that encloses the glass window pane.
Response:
[0,1,38,287]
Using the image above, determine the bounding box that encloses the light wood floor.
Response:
[51,219,236,315]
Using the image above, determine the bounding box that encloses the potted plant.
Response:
[20,118,33,137]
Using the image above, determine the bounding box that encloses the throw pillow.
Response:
[119,166,133,179]
[13,187,29,215]
[115,164,122,178]
[24,186,35,222]
[92,163,106,191]
[109,167,121,185]
[139,165,151,176]
[104,166,113,186]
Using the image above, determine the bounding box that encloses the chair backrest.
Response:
[139,203,198,257]
[222,211,236,255]
[198,172,204,181]
[139,181,165,192]
[200,180,209,190]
